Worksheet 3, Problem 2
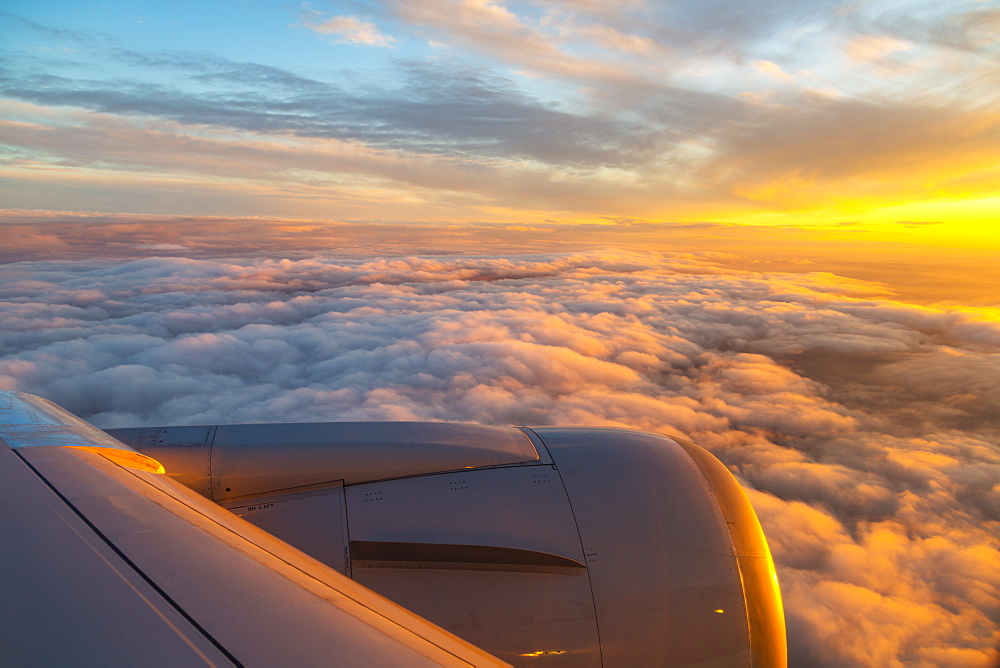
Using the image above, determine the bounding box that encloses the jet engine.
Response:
[107,421,786,667]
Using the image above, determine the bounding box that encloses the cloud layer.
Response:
[1,250,997,666]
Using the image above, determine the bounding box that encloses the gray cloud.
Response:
[1,250,997,666]
[0,44,654,169]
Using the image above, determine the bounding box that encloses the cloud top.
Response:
[1,250,997,665]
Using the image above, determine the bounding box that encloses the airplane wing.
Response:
[0,391,508,667]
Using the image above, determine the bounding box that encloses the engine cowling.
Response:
[107,422,785,667]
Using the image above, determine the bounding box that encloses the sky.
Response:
[2,0,999,243]
[2,1,999,666]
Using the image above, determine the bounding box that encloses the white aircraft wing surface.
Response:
[0,391,508,667]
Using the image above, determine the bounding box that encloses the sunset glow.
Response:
[2,0,998,666]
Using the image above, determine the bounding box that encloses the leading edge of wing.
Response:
[0,391,508,667]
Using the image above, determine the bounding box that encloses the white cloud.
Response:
[753,59,794,81]
[845,35,912,62]
[303,14,396,47]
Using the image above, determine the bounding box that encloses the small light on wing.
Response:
[519,650,567,657]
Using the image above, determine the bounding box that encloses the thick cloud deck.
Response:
[1,251,997,666]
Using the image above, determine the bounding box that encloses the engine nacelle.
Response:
[107,422,785,667]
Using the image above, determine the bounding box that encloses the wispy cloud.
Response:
[387,0,646,85]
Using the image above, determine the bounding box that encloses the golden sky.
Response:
[3,211,999,308]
